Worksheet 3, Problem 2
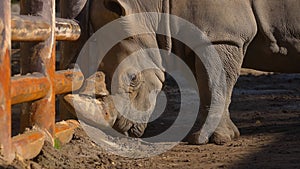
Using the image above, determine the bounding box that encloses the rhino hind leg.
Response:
[210,110,240,145]
[189,44,244,145]
[188,110,240,145]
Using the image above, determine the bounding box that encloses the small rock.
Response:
[255,120,262,125]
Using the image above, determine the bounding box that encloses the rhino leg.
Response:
[190,44,243,145]
[210,110,240,145]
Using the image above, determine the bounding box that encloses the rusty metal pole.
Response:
[11,15,81,41]
[20,0,56,144]
[0,0,13,162]
[11,70,84,105]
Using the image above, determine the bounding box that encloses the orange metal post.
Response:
[54,69,84,95]
[11,15,81,41]
[11,70,84,105]
[11,73,50,105]
[0,0,13,162]
[20,0,56,144]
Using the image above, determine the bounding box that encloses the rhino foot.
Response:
[187,114,240,145]
[187,132,209,145]
[210,116,240,145]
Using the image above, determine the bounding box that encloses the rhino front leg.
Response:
[190,44,243,145]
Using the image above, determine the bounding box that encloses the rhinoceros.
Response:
[60,0,300,145]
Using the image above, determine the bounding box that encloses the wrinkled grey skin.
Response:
[60,0,165,138]
[60,0,300,144]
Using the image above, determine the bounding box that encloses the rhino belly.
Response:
[243,0,300,73]
[243,31,300,73]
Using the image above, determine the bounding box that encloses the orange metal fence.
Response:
[0,0,84,162]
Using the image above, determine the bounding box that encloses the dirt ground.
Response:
[1,68,300,169]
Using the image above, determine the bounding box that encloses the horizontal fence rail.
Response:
[0,0,84,162]
[11,70,83,105]
[11,15,81,41]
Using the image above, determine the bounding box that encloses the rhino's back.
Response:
[170,0,256,47]
[170,0,300,73]
[243,0,300,73]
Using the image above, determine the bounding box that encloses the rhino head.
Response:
[61,0,170,137]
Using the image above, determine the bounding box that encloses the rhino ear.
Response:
[104,0,126,16]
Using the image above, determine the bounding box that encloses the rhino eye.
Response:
[104,1,124,16]
[129,74,139,87]
[130,74,137,81]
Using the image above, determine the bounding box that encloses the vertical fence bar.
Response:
[0,0,13,162]
[20,0,56,144]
